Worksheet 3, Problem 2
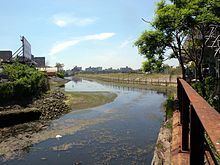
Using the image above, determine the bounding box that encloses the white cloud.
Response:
[49,40,80,56]
[49,33,115,56]
[119,37,134,48]
[54,20,67,27]
[83,33,115,40]
[52,13,97,27]
[76,18,96,26]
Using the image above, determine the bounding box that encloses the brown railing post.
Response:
[177,78,182,113]
[174,78,220,164]
[190,105,205,164]
[181,91,190,151]
[177,78,190,151]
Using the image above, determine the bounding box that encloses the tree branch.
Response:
[141,18,157,29]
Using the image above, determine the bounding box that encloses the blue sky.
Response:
[0,0,178,69]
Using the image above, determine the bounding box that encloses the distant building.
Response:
[34,57,45,68]
[85,66,102,72]
[119,66,132,73]
[0,51,12,63]
[72,66,82,72]
[102,67,118,73]
[65,66,82,76]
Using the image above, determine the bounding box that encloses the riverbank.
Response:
[76,74,177,96]
[77,73,179,87]
[151,119,172,164]
[0,77,117,128]
[0,78,118,160]
[0,90,70,127]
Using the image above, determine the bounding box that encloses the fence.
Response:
[176,78,220,164]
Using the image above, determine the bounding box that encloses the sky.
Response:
[0,0,178,70]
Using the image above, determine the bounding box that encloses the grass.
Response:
[165,119,173,129]
[64,91,117,110]
[164,95,175,120]
[156,140,164,150]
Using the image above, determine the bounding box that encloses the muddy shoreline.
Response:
[0,90,70,126]
[0,77,118,161]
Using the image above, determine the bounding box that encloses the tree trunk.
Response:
[176,35,186,80]
[180,61,186,80]
[197,64,206,97]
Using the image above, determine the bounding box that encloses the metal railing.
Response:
[177,78,220,164]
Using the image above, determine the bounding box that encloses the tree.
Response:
[136,1,189,79]
[134,30,169,73]
[135,0,220,97]
[55,63,64,72]
[177,0,220,96]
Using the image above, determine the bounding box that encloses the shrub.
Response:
[56,71,64,79]
[0,62,49,105]
[0,82,14,100]
[164,95,175,120]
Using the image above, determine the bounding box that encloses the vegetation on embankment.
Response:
[77,72,179,84]
[0,62,49,106]
[0,63,69,126]
[64,91,117,110]
[164,96,175,121]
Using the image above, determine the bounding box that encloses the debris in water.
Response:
[41,157,47,160]
[56,135,62,139]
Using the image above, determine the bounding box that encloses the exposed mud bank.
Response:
[0,108,41,128]
[0,90,70,128]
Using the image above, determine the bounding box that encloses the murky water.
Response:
[0,78,167,165]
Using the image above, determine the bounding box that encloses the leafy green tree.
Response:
[135,30,169,73]
[135,0,220,97]
[178,0,220,96]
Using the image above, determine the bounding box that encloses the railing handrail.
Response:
[178,78,220,155]
[177,78,220,164]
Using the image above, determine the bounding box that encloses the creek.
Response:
[1,78,167,164]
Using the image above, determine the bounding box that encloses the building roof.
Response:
[34,57,45,68]
[0,51,12,62]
